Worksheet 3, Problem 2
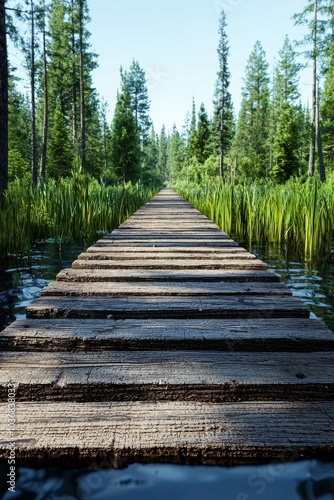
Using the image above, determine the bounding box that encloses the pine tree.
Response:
[233,41,270,179]
[213,9,234,180]
[141,126,160,184]
[167,125,185,184]
[157,125,168,182]
[37,0,49,183]
[20,0,38,186]
[48,101,73,178]
[47,0,98,175]
[0,0,8,196]
[194,103,211,164]
[294,0,325,181]
[8,72,31,180]
[110,85,141,183]
[121,60,151,145]
[272,104,299,182]
[320,1,334,171]
[271,36,303,180]
[187,98,197,159]
[273,36,301,109]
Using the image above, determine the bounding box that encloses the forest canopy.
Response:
[0,0,333,195]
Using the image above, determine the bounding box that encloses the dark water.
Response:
[251,243,334,334]
[0,243,85,331]
[0,242,334,499]
[0,460,334,500]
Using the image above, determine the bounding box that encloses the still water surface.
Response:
[0,241,333,499]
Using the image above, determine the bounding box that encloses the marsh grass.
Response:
[0,175,157,265]
[175,177,334,263]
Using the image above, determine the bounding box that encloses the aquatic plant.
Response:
[0,175,157,264]
[175,176,334,263]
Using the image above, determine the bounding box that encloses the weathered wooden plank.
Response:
[0,351,333,402]
[42,281,291,297]
[104,234,232,240]
[122,215,209,220]
[2,318,333,352]
[95,239,240,248]
[0,401,333,466]
[110,230,225,236]
[57,268,280,283]
[86,245,247,254]
[26,295,310,320]
[77,251,256,261]
[125,221,211,225]
[72,259,268,270]
[117,224,222,230]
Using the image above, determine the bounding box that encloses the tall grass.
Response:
[0,174,157,265]
[175,177,334,263]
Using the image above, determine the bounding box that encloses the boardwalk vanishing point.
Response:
[0,188,334,467]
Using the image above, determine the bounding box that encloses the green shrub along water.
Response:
[175,176,334,263]
[0,174,158,264]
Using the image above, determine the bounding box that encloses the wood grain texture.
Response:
[77,252,257,261]
[85,245,247,254]
[42,281,291,297]
[94,239,240,248]
[2,317,332,352]
[2,187,333,466]
[71,259,268,270]
[26,295,310,320]
[0,401,333,466]
[57,268,280,283]
[0,350,334,402]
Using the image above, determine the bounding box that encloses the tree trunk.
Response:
[220,103,225,181]
[30,0,38,187]
[79,0,86,170]
[39,0,48,183]
[71,0,78,146]
[0,0,8,197]
[316,78,326,182]
[309,0,317,177]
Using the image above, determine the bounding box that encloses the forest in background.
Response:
[0,1,334,264]
[0,0,334,192]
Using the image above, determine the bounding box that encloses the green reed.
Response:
[0,175,157,264]
[175,176,334,263]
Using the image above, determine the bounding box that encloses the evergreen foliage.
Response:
[213,9,234,179]
[232,41,270,180]
[48,102,74,178]
[110,85,141,183]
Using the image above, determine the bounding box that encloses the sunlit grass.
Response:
[0,174,157,264]
[175,176,334,263]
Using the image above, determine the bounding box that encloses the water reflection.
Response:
[0,461,333,500]
[0,243,85,331]
[0,243,334,498]
[251,244,334,333]
[0,241,334,333]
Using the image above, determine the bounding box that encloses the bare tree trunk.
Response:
[316,78,326,182]
[220,102,225,181]
[30,0,38,188]
[309,0,317,177]
[0,0,8,197]
[101,101,109,171]
[71,0,78,146]
[79,0,86,170]
[39,0,48,183]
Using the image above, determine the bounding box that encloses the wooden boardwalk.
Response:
[0,188,334,467]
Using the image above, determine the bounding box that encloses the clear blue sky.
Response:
[88,0,311,133]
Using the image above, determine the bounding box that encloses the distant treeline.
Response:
[0,0,333,194]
